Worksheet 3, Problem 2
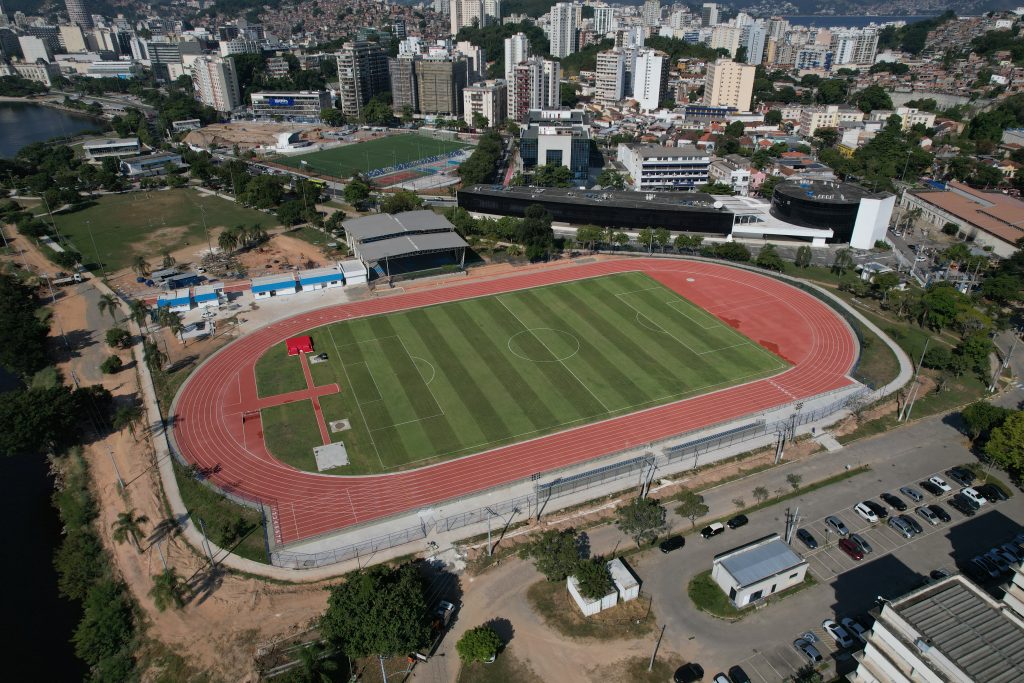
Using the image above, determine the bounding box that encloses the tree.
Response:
[111,509,149,553]
[344,173,372,207]
[794,245,812,268]
[855,84,893,113]
[752,486,769,504]
[0,384,111,457]
[759,175,781,198]
[277,200,305,226]
[831,248,855,275]
[217,228,239,253]
[574,557,614,600]
[149,568,186,612]
[456,625,502,664]
[131,255,150,276]
[653,228,671,253]
[289,641,339,683]
[100,355,124,374]
[764,110,782,125]
[793,665,824,683]
[0,273,51,378]
[636,228,655,253]
[97,293,120,324]
[518,528,585,581]
[942,222,959,236]
[724,120,745,138]
[143,339,167,373]
[575,225,603,253]
[984,411,1024,473]
[813,127,839,149]
[320,564,430,659]
[320,108,345,126]
[72,578,135,670]
[922,346,952,370]
[713,242,751,262]
[113,403,144,439]
[597,169,626,190]
[532,163,572,188]
[675,489,709,528]
[612,231,629,250]
[379,190,424,214]
[472,112,490,130]
[786,473,803,489]
[615,496,667,547]
[755,243,784,271]
[960,401,1013,441]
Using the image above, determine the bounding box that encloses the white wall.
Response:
[850,195,896,250]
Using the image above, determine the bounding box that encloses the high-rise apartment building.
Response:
[701,3,718,27]
[642,0,661,28]
[191,55,240,113]
[702,58,754,111]
[336,41,390,117]
[632,48,666,111]
[483,0,501,24]
[463,79,506,127]
[595,49,624,102]
[388,55,418,113]
[504,32,530,83]
[416,56,469,117]
[745,22,767,65]
[510,56,560,123]
[549,2,577,58]
[594,6,616,34]
[59,23,88,53]
[450,0,484,36]
[65,0,92,29]
[829,29,878,66]
[709,25,742,58]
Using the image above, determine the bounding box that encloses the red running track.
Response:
[171,260,858,546]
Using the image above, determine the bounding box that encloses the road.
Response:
[430,410,1024,682]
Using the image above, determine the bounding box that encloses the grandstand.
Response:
[342,210,469,279]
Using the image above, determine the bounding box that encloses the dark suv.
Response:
[946,467,975,487]
[727,514,749,529]
[880,493,908,512]
[659,535,685,553]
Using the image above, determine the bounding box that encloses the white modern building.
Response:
[251,91,333,122]
[617,143,711,191]
[549,2,577,58]
[799,105,864,136]
[709,157,751,196]
[18,35,53,63]
[191,54,240,113]
[829,28,879,66]
[868,106,936,131]
[711,534,808,608]
[595,49,625,102]
[703,58,754,111]
[632,49,666,111]
[83,137,141,161]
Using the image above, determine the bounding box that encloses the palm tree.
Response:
[112,509,150,553]
[296,642,338,683]
[161,251,176,269]
[113,403,144,440]
[158,308,185,344]
[131,255,150,276]
[217,227,239,253]
[144,340,167,373]
[97,293,120,324]
[149,568,186,612]
[128,299,149,334]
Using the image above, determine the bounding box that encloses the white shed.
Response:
[156,288,192,313]
[193,283,223,308]
[298,266,343,291]
[567,575,618,617]
[339,259,368,286]
[608,558,640,602]
[711,534,808,608]
[251,273,297,299]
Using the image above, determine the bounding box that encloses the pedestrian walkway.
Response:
[814,432,843,452]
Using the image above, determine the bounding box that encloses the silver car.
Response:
[899,486,924,503]
[825,515,850,536]
[888,516,914,539]
[850,533,873,554]
[915,506,940,526]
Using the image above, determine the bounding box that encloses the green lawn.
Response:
[254,272,786,474]
[260,399,323,471]
[45,189,278,272]
[277,134,470,177]
[254,342,308,398]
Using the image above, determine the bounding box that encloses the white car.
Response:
[840,616,868,643]
[822,619,855,648]
[854,502,879,524]
[928,476,951,493]
[961,487,987,507]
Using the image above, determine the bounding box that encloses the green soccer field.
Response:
[276,134,471,177]
[256,272,787,474]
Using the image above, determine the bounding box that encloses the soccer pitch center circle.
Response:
[170,259,859,547]
[507,328,582,362]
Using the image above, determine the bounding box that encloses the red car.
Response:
[838,538,864,560]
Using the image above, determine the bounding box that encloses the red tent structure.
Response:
[286,336,314,356]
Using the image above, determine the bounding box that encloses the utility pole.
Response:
[648,625,666,672]
[197,517,215,565]
[899,338,929,421]
[108,448,125,489]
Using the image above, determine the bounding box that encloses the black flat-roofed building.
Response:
[770,180,893,247]
[342,210,469,279]
[457,185,735,234]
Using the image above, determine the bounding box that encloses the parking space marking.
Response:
[741,653,780,683]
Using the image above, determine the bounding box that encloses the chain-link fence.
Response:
[270,521,429,569]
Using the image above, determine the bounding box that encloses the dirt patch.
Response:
[184,122,329,151]
[131,225,190,258]
[234,233,330,277]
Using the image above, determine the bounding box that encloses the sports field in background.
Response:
[42,189,278,272]
[256,272,788,474]
[276,134,471,178]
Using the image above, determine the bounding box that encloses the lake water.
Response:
[782,15,935,28]
[0,101,103,158]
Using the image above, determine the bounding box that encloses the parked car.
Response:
[900,514,923,534]
[849,533,873,554]
[987,549,1013,572]
[796,528,818,549]
[674,663,705,683]
[928,504,951,523]
[863,500,889,519]
[915,506,941,526]
[727,666,751,683]
[727,514,749,529]
[946,467,975,487]
[976,483,1008,503]
[659,535,685,553]
[928,475,952,492]
[888,516,914,538]
[963,559,992,583]
[822,619,855,648]
[949,494,977,516]
[899,486,924,503]
[840,616,868,643]
[838,538,864,560]
[974,555,1002,578]
[930,568,952,580]
[920,480,944,496]
[1001,543,1024,563]
[793,638,823,664]
[825,515,850,536]
[960,487,987,507]
[854,502,879,523]
[880,493,908,511]
[712,674,730,683]
[701,523,725,539]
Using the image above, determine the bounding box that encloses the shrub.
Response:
[105,328,131,349]
[574,557,614,600]
[456,625,502,663]
[100,355,123,374]
[942,222,959,236]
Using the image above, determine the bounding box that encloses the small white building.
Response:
[297,266,343,292]
[608,558,640,602]
[251,273,297,299]
[156,288,192,313]
[339,259,369,286]
[193,283,224,308]
[82,137,141,161]
[567,575,618,617]
[711,534,808,608]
